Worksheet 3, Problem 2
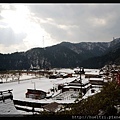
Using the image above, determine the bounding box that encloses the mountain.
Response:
[0,38,120,70]
[0,52,29,70]
[25,45,82,69]
[60,41,109,57]
[81,41,120,68]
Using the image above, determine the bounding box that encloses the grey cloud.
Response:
[0,27,27,46]
[1,3,120,49]
[40,22,68,41]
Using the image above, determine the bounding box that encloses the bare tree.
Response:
[12,74,15,81]
[16,73,20,84]
[5,74,9,83]
[0,75,3,83]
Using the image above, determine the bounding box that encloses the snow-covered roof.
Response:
[81,79,89,84]
[89,78,103,81]
[85,69,100,75]
[92,85,103,88]
[63,84,91,89]
[27,88,48,93]
[82,87,102,99]
[49,68,74,74]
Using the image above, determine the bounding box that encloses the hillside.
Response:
[0,38,120,70]
[81,42,120,68]
[25,45,82,68]
[60,41,109,57]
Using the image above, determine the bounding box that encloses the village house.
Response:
[85,69,101,78]
[25,89,46,100]
[62,78,91,95]
[89,78,104,85]
[62,83,91,95]
[49,72,73,79]
[85,73,101,78]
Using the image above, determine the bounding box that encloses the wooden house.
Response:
[25,89,46,100]
[85,70,101,78]
[85,74,101,78]
[62,79,91,95]
[62,83,91,95]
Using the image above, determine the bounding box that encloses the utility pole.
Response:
[79,67,82,97]
[31,80,36,90]
[43,36,45,50]
[43,36,45,71]
[43,36,44,48]
[113,37,114,40]
[79,67,85,96]
[80,67,82,81]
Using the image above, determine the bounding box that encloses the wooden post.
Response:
[32,106,35,115]
[1,92,5,102]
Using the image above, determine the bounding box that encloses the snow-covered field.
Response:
[0,68,100,101]
[0,68,101,114]
[0,73,36,83]
[0,77,76,101]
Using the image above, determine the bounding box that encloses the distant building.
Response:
[85,73,101,78]
[89,78,104,85]
[74,67,85,74]
[25,89,46,100]
[30,64,40,71]
[49,72,73,79]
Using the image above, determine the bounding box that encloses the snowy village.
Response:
[0,64,120,117]
[1,3,120,118]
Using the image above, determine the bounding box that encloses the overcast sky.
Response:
[0,3,120,54]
